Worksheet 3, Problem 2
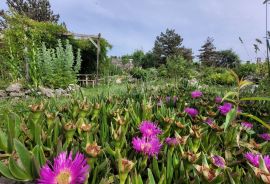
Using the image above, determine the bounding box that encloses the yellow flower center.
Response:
[56,170,71,184]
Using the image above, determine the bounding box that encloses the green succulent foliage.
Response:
[0,72,269,183]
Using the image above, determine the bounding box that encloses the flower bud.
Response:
[86,142,101,157]
[119,158,135,173]
[194,165,217,182]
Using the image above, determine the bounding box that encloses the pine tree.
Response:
[153,29,184,66]
[6,0,59,22]
[198,37,218,66]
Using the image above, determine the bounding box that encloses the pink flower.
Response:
[38,151,89,184]
[184,107,199,117]
[241,122,253,129]
[191,90,203,98]
[244,152,270,171]
[157,99,163,107]
[211,155,226,168]
[204,118,214,126]
[244,152,260,167]
[264,155,270,171]
[132,137,162,157]
[258,133,270,141]
[165,137,179,146]
[215,96,222,104]
[139,121,162,138]
[166,96,171,103]
[218,103,232,115]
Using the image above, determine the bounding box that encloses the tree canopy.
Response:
[198,37,218,66]
[6,0,59,22]
[152,29,193,66]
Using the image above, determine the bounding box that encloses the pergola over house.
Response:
[63,32,102,83]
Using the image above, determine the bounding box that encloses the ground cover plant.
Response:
[0,76,270,184]
[1,1,270,183]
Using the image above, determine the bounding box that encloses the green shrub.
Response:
[130,67,148,80]
[0,13,67,81]
[205,69,235,85]
[235,63,256,78]
[36,40,81,88]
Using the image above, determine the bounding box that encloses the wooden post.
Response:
[86,75,88,86]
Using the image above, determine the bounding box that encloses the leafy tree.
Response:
[166,56,192,84]
[132,50,144,67]
[198,37,218,66]
[141,52,157,68]
[216,49,240,68]
[6,0,59,22]
[235,63,256,78]
[153,29,183,66]
[179,47,193,62]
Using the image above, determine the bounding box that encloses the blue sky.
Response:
[0,0,268,61]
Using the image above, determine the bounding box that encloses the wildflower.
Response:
[166,96,171,103]
[241,122,253,129]
[132,136,162,157]
[165,136,188,146]
[244,152,270,171]
[38,151,89,184]
[265,155,270,171]
[258,133,270,141]
[215,96,222,104]
[157,99,163,107]
[244,152,260,167]
[184,107,199,117]
[205,118,214,126]
[191,90,203,98]
[218,103,232,115]
[165,137,179,145]
[211,155,226,168]
[139,121,162,138]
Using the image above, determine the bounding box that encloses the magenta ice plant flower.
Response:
[218,103,233,115]
[165,137,179,146]
[211,155,226,168]
[166,96,171,103]
[157,99,163,107]
[244,152,260,167]
[244,152,270,171]
[38,151,89,184]
[139,121,162,138]
[132,136,162,157]
[215,96,222,104]
[191,90,203,98]
[184,107,199,117]
[204,118,214,126]
[241,122,253,129]
[264,155,270,171]
[258,133,270,141]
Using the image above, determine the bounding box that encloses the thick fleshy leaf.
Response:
[223,107,237,132]
[147,168,156,184]
[8,158,32,181]
[14,139,32,176]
